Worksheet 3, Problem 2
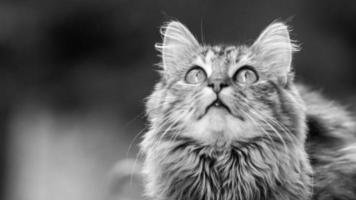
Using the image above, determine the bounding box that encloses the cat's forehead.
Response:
[194,45,251,76]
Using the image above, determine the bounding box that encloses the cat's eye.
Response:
[185,66,207,84]
[233,66,258,85]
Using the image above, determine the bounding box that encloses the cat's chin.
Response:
[183,107,260,144]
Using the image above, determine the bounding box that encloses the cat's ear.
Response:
[251,22,298,80]
[155,21,199,71]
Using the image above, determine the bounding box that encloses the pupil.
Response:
[196,71,200,79]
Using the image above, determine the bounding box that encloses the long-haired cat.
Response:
[140,20,356,200]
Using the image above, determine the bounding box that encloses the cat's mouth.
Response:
[205,99,232,114]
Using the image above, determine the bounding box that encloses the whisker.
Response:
[237,107,276,150]
[126,126,148,173]
[236,98,289,154]
[129,150,144,186]
[248,105,296,143]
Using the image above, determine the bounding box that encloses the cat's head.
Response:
[146,21,306,146]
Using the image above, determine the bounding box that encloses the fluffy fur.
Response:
[140,21,356,200]
[301,87,356,199]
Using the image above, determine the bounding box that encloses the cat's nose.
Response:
[208,79,228,93]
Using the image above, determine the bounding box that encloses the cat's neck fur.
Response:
[142,132,312,200]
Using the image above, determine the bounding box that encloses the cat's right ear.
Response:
[155,21,200,71]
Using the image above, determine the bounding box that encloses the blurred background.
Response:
[1,0,356,200]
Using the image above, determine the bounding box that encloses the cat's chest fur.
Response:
[144,138,312,200]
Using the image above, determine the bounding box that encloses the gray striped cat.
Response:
[140,21,356,200]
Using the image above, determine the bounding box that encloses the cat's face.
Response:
[146,21,305,145]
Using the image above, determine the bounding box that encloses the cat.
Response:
[139,20,356,200]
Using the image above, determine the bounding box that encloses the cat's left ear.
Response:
[251,22,298,82]
[155,21,200,72]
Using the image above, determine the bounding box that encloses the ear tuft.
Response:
[155,21,199,70]
[252,22,299,77]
